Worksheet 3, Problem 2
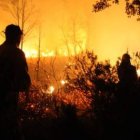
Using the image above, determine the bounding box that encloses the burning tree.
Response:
[64,50,118,94]
[64,50,119,117]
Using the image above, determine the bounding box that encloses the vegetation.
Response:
[17,51,140,139]
[0,0,37,49]
[93,0,140,20]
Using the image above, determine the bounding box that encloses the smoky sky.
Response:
[0,0,140,64]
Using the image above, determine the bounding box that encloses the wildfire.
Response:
[47,86,55,94]
[60,80,67,85]
[30,104,35,108]
[24,49,38,58]
[137,69,140,77]
[23,48,56,58]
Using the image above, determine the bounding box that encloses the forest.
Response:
[0,0,140,140]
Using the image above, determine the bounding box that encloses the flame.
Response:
[60,80,67,85]
[41,51,55,57]
[24,49,38,58]
[47,86,55,94]
[30,104,35,108]
[137,69,140,77]
[22,28,87,58]
[23,48,56,58]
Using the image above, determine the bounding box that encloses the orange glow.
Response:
[137,69,140,77]
[56,90,92,110]
[0,0,140,65]
[24,49,38,58]
[30,104,35,108]
[60,80,67,86]
[23,48,56,58]
[47,86,55,94]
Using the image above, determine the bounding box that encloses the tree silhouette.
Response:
[93,0,140,20]
[0,0,37,49]
[64,51,119,118]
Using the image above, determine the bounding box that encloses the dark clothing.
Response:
[0,42,31,108]
[117,62,138,119]
[0,42,30,92]
[0,41,30,139]
[116,63,140,139]
[117,63,138,88]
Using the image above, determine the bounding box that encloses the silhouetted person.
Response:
[0,24,31,139]
[117,53,138,91]
[116,53,139,139]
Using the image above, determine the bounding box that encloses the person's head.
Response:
[121,53,131,64]
[5,24,23,47]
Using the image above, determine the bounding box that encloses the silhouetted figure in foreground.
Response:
[117,53,138,92]
[0,24,31,139]
[115,53,139,139]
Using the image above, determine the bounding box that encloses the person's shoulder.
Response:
[0,44,3,51]
[130,65,136,70]
[11,48,26,61]
[15,48,25,57]
[0,43,7,55]
[0,43,6,50]
[131,65,136,68]
[117,64,123,71]
[0,44,3,48]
